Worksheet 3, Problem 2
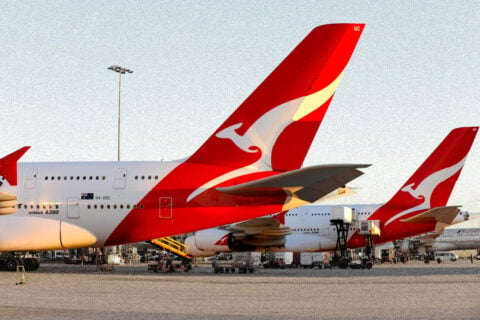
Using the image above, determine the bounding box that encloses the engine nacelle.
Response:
[185,229,231,257]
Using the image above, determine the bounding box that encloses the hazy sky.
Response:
[1,1,479,212]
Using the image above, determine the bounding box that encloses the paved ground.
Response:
[1,260,479,320]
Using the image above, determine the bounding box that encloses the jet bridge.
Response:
[359,220,381,259]
[330,207,353,267]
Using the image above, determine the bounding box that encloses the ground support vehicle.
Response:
[148,255,192,273]
[300,252,331,269]
[263,252,294,269]
[212,252,261,273]
[0,252,40,271]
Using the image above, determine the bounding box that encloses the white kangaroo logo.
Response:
[384,156,466,226]
[186,71,345,202]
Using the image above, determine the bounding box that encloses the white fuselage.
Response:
[279,205,467,252]
[186,204,469,256]
[0,161,179,251]
[270,204,382,252]
[430,228,480,251]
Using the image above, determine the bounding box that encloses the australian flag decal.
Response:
[81,193,94,200]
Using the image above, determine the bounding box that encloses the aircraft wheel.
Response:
[6,259,17,272]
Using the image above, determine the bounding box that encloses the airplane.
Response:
[185,127,478,257]
[429,226,480,252]
[395,217,480,254]
[0,24,367,258]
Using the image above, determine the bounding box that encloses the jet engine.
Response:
[185,229,231,257]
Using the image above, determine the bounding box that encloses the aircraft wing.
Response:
[217,164,370,208]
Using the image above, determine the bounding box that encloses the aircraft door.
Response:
[159,197,173,219]
[24,168,38,189]
[67,198,80,219]
[113,168,127,189]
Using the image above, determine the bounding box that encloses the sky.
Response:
[1,1,479,212]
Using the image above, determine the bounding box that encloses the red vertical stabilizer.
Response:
[0,147,30,186]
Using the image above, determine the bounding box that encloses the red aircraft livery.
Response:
[185,127,478,256]
[0,24,366,252]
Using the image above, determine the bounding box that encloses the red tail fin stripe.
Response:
[384,155,467,226]
[187,72,347,202]
[188,24,364,170]
[370,127,478,226]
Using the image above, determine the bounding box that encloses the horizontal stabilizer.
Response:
[217,164,370,204]
[401,206,461,226]
[0,147,30,186]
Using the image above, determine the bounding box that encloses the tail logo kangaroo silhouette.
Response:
[384,157,466,226]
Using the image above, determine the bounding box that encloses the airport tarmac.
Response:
[1,260,479,320]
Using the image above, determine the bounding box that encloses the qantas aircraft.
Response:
[0,24,367,253]
[396,218,480,254]
[185,127,478,256]
[428,227,480,252]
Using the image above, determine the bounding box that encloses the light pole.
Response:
[108,65,133,161]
